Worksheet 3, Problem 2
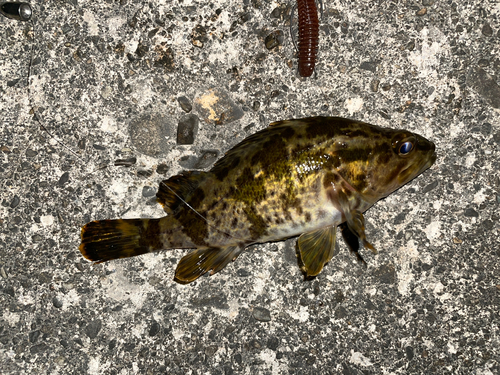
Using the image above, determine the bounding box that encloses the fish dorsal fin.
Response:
[298,225,338,276]
[174,246,244,284]
[156,171,204,214]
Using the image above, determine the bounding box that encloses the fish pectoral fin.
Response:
[298,226,338,277]
[174,246,244,284]
[337,190,377,255]
[344,209,377,255]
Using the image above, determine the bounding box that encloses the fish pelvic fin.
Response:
[156,171,205,214]
[174,246,244,284]
[298,225,338,277]
[79,218,165,263]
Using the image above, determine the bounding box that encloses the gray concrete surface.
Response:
[1,0,499,374]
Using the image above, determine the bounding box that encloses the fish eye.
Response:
[399,141,414,155]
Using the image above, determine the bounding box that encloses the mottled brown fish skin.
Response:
[79,116,436,283]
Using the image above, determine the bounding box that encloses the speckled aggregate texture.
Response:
[1,0,499,374]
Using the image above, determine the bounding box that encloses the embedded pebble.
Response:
[177,114,199,145]
[177,96,192,113]
[253,307,271,322]
[194,88,243,125]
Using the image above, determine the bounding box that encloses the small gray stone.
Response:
[58,172,70,186]
[10,195,20,209]
[156,163,169,175]
[359,61,377,72]
[481,23,493,37]
[177,114,199,145]
[142,186,156,197]
[253,307,271,322]
[177,96,192,113]
[52,297,63,308]
[149,321,160,337]
[464,208,479,217]
[85,319,102,339]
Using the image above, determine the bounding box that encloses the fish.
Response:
[79,116,436,284]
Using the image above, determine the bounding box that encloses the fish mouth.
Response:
[398,150,437,185]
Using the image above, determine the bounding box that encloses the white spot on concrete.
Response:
[88,356,101,375]
[465,153,476,168]
[3,311,20,326]
[345,97,364,115]
[473,188,487,204]
[61,289,81,311]
[40,215,54,226]
[350,350,373,367]
[288,306,309,322]
[83,11,99,36]
[100,115,117,133]
[447,341,457,354]
[408,27,449,77]
[424,220,441,241]
[397,240,419,296]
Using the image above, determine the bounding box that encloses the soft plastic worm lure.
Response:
[297,0,319,77]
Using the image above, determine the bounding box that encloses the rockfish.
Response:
[79,117,436,283]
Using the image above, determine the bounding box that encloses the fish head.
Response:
[335,125,437,203]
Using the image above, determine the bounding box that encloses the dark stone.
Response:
[359,61,377,72]
[10,195,20,209]
[149,321,160,337]
[177,114,199,145]
[58,172,70,186]
[52,297,63,308]
[177,96,192,113]
[236,268,250,277]
[422,180,439,194]
[85,319,102,339]
[142,186,156,197]
[464,208,479,217]
[335,306,348,319]
[29,330,40,343]
[156,163,169,175]
[252,307,271,322]
[481,23,493,36]
[267,336,279,350]
[406,346,414,360]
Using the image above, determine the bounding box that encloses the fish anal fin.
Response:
[174,246,244,284]
[298,226,338,277]
[156,171,204,214]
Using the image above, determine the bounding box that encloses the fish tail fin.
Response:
[79,218,165,263]
[156,171,205,214]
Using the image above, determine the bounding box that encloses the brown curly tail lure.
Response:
[297,0,320,77]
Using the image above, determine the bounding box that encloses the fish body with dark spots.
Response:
[79,116,436,284]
